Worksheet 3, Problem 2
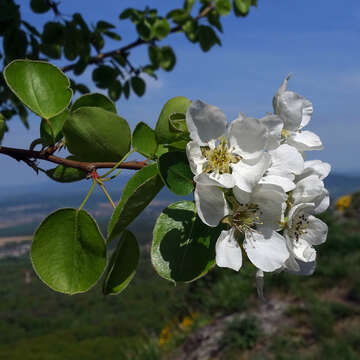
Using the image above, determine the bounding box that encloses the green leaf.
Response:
[132,122,158,158]
[42,22,64,44]
[4,60,72,119]
[198,25,221,52]
[169,112,188,133]
[155,96,192,144]
[92,65,118,89]
[151,201,223,283]
[233,0,251,16]
[103,230,140,295]
[0,115,5,142]
[108,164,164,242]
[63,107,131,162]
[158,151,194,196]
[108,81,122,101]
[30,0,50,13]
[167,9,189,24]
[153,18,170,40]
[136,20,152,41]
[103,30,122,41]
[71,93,116,113]
[159,46,176,71]
[45,156,87,183]
[183,0,196,12]
[96,20,115,31]
[40,109,69,146]
[31,208,106,294]
[131,76,146,97]
[215,0,232,15]
[182,19,198,42]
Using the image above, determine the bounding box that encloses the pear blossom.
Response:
[183,75,330,286]
[213,184,290,273]
[186,100,269,193]
[283,203,328,273]
[273,74,323,151]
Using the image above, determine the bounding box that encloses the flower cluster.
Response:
[186,75,330,279]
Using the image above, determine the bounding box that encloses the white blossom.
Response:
[186,100,269,192]
[273,74,323,151]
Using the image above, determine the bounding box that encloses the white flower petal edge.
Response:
[292,174,325,205]
[186,99,227,146]
[297,160,331,181]
[287,130,323,151]
[194,184,230,227]
[186,141,206,176]
[215,229,243,271]
[243,230,289,272]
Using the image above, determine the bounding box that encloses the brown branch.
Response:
[61,3,215,73]
[0,146,147,173]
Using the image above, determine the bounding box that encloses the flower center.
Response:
[201,137,241,174]
[230,202,262,233]
[289,213,309,241]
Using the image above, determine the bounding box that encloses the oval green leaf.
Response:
[131,76,146,97]
[71,93,116,113]
[155,96,192,144]
[108,164,164,242]
[45,157,87,183]
[158,151,194,196]
[63,106,131,162]
[103,230,140,295]
[4,60,72,119]
[31,208,106,294]
[152,201,223,283]
[132,122,158,158]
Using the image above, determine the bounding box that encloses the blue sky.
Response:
[1,0,359,186]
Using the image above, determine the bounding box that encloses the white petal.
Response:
[259,174,295,193]
[292,238,316,263]
[231,154,270,193]
[216,229,242,271]
[186,100,227,146]
[194,172,234,188]
[272,74,291,112]
[194,184,229,227]
[292,175,325,204]
[303,160,331,180]
[243,230,289,272]
[275,91,313,131]
[287,130,323,151]
[314,189,330,214]
[228,116,268,160]
[268,144,304,176]
[286,258,316,276]
[209,172,235,188]
[301,215,328,246]
[259,114,283,150]
[252,184,287,228]
[186,141,205,176]
[233,186,251,204]
[287,203,315,228]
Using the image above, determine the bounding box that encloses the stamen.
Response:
[201,137,241,175]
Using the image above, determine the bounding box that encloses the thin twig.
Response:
[0,146,147,173]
